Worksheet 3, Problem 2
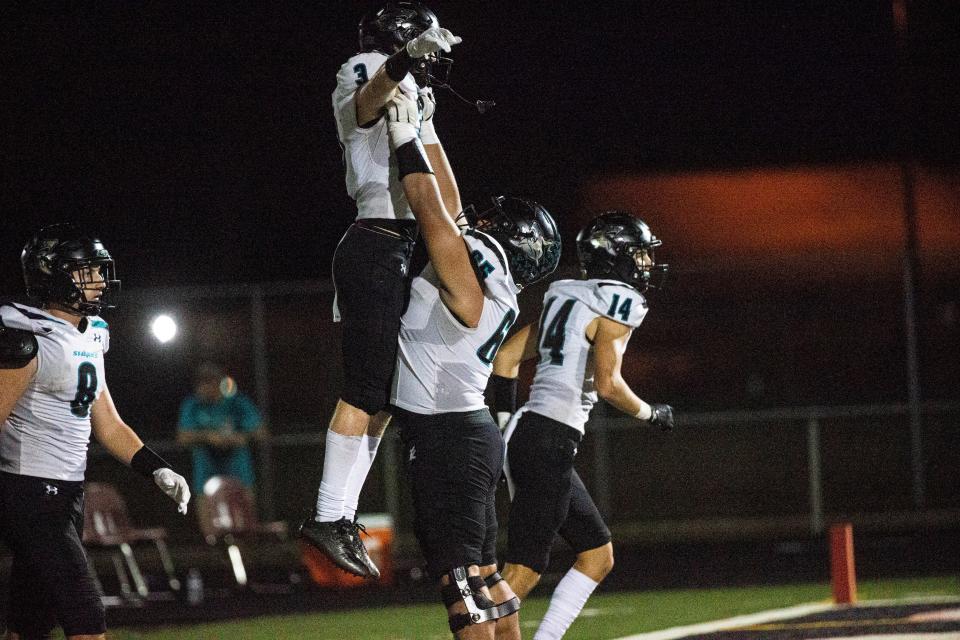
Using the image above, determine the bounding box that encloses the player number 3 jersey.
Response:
[523,279,648,434]
[391,231,520,414]
[0,302,110,481]
[333,51,423,222]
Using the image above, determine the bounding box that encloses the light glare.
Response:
[151,315,178,343]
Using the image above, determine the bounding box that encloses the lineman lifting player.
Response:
[384,88,561,638]
[300,1,463,579]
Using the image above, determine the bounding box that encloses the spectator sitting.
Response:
[177,363,264,497]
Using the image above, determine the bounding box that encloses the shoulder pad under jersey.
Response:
[0,324,38,369]
[591,280,648,329]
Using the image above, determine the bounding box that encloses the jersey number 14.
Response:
[539,298,576,366]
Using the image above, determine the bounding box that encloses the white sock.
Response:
[342,435,381,521]
[533,568,599,640]
[315,430,363,522]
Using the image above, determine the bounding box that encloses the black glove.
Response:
[648,403,674,432]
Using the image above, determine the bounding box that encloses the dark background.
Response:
[3,2,958,283]
[1,1,958,428]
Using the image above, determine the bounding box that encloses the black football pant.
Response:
[332,219,416,415]
[0,471,106,637]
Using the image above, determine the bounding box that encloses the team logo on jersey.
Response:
[44,484,58,496]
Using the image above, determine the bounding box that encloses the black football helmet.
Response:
[358,2,452,86]
[21,223,120,316]
[471,196,561,289]
[576,212,667,292]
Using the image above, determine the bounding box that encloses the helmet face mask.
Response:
[419,52,452,88]
[576,212,668,293]
[473,196,561,289]
[21,223,121,316]
[359,2,451,87]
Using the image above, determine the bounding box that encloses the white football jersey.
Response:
[0,302,110,481]
[523,279,648,434]
[391,231,520,414]
[333,51,423,221]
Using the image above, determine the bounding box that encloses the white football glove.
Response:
[418,87,439,146]
[153,468,191,514]
[496,411,512,432]
[405,27,461,59]
[385,93,421,149]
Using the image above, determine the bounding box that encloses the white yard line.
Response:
[614,595,960,640]
[809,635,960,640]
[614,601,835,640]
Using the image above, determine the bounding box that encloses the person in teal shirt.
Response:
[177,363,264,495]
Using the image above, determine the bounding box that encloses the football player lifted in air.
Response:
[384,91,561,639]
[0,224,190,640]
[490,212,675,640]
[300,2,463,579]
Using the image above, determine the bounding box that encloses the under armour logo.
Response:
[44,484,58,496]
[93,334,102,342]
[408,446,416,462]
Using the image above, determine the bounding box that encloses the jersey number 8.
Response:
[70,362,98,418]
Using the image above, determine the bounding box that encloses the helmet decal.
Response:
[473,196,561,289]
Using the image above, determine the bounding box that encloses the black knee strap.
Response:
[483,572,521,620]
[493,595,521,619]
[484,571,504,589]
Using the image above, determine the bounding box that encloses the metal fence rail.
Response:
[92,400,960,544]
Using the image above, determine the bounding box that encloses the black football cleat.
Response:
[351,519,381,580]
[299,516,368,577]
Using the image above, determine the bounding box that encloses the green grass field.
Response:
[104,575,960,640]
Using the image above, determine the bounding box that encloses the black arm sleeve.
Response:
[130,445,173,478]
[395,139,434,180]
[488,374,518,414]
[384,48,416,82]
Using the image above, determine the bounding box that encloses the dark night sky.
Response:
[1,1,958,294]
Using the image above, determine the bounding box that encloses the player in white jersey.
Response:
[0,224,190,640]
[489,212,675,640]
[302,1,464,578]
[383,92,560,639]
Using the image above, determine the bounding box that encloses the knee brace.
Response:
[441,567,520,633]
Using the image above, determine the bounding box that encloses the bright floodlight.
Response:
[151,315,178,343]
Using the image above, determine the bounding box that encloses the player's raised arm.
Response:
[356,26,461,125]
[385,93,483,326]
[419,87,463,220]
[590,316,673,430]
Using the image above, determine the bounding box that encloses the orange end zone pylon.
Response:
[829,522,858,604]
